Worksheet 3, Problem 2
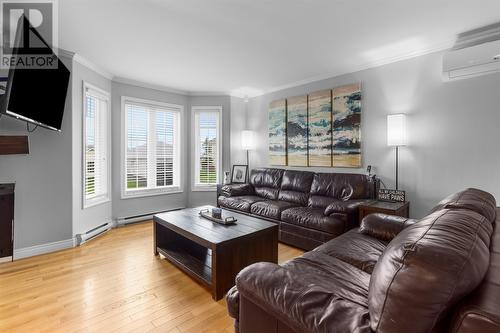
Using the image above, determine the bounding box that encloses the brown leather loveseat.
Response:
[226,188,500,333]
[218,168,378,250]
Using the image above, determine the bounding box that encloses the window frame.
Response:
[191,106,222,192]
[121,96,183,199]
[82,82,111,209]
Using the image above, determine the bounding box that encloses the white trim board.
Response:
[14,238,75,260]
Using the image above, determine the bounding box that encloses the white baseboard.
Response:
[14,238,75,260]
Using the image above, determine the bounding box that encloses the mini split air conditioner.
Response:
[443,39,500,80]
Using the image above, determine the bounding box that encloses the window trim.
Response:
[120,96,184,199]
[191,106,222,192]
[82,81,111,209]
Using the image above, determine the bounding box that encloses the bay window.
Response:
[122,97,182,198]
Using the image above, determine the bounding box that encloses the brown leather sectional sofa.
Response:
[226,188,500,333]
[218,168,378,250]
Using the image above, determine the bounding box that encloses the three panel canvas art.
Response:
[268,83,361,168]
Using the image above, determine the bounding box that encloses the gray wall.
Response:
[245,51,500,218]
[71,61,113,236]
[111,81,189,219]
[230,97,247,166]
[0,55,74,249]
[188,95,231,207]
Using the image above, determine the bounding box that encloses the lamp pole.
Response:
[395,146,399,190]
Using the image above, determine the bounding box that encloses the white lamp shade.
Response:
[241,130,255,150]
[387,114,407,146]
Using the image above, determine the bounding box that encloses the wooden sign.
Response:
[378,189,406,202]
[0,136,29,155]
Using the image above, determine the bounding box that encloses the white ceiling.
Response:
[59,0,500,95]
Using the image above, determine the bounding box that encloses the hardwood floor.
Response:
[0,221,304,333]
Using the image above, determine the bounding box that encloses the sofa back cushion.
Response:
[309,173,374,207]
[249,168,284,200]
[278,170,314,206]
[368,209,492,333]
[430,188,497,223]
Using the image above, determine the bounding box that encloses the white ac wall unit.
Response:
[443,39,500,80]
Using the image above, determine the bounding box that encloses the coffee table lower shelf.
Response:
[157,245,212,287]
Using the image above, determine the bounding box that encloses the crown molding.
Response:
[263,38,455,95]
[56,48,75,59]
[113,76,189,95]
[73,54,114,80]
[188,90,230,97]
[454,23,500,49]
[63,36,459,99]
[113,76,231,97]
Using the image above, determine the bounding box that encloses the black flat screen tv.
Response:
[1,15,70,131]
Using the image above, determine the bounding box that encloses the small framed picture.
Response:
[231,165,248,184]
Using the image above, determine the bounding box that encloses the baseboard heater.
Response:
[116,207,185,226]
[75,221,113,246]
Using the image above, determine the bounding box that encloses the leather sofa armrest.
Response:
[359,213,417,241]
[226,285,240,320]
[236,262,309,333]
[323,199,370,216]
[221,183,254,197]
[236,262,367,333]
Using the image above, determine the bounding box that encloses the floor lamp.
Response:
[387,114,407,190]
[241,130,255,168]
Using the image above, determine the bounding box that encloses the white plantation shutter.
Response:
[123,98,181,197]
[194,107,221,188]
[126,104,149,190]
[84,84,110,207]
[155,111,175,187]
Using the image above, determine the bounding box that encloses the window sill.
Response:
[192,185,217,192]
[84,196,111,209]
[121,187,183,199]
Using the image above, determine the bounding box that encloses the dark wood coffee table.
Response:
[153,206,278,300]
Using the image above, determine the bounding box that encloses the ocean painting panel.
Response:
[287,95,308,166]
[308,89,332,167]
[268,99,287,166]
[332,83,361,167]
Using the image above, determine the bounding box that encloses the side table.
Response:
[359,201,410,224]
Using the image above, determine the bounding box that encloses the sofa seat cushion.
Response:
[281,207,346,234]
[235,254,372,333]
[313,229,388,274]
[250,200,298,220]
[218,195,265,212]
